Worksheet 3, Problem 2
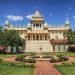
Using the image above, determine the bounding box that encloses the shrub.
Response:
[0,58,2,63]
[71,61,75,65]
[28,59,35,63]
[54,63,58,66]
[24,58,36,63]
[62,56,69,61]
[2,61,11,65]
[55,58,60,62]
[15,63,24,67]
[30,53,36,56]
[22,64,30,67]
[57,54,63,57]
[42,55,52,58]
[30,56,40,58]
[59,56,69,61]
[50,57,56,63]
[15,54,25,61]
[0,60,35,68]
[58,57,64,61]
[30,64,35,68]
[10,62,16,66]
[62,62,72,66]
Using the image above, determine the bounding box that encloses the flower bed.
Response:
[50,55,69,63]
[15,54,36,63]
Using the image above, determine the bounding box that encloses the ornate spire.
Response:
[33,10,42,17]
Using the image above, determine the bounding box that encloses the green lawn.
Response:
[0,64,33,75]
[0,54,19,58]
[56,65,75,75]
[42,52,75,57]
[0,52,36,58]
[0,52,75,58]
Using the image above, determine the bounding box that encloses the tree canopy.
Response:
[64,29,75,44]
[4,30,24,46]
[0,26,25,53]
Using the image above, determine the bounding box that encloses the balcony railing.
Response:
[50,39,68,44]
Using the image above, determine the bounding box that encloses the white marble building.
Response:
[5,10,70,52]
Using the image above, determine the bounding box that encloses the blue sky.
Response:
[0,0,75,29]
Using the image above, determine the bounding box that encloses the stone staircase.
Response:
[25,41,53,52]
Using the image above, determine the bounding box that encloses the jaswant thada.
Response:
[4,10,70,52]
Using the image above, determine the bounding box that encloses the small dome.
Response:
[65,18,70,25]
[44,22,48,27]
[27,23,31,28]
[65,20,69,25]
[5,20,9,25]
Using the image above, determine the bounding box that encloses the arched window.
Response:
[45,35,47,40]
[36,24,39,28]
[33,24,35,27]
[36,35,39,40]
[28,35,30,40]
[40,35,42,40]
[33,35,35,40]
[40,24,41,28]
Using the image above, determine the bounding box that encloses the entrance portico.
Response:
[27,34,49,41]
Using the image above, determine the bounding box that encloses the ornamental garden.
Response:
[0,26,75,75]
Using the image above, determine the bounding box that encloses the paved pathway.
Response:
[3,57,17,62]
[34,61,61,75]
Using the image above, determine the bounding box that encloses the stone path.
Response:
[3,57,17,62]
[34,61,61,75]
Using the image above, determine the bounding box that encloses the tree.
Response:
[0,27,25,53]
[64,29,75,44]
[0,26,6,53]
[63,29,75,52]
[4,30,25,53]
[0,26,5,46]
[67,29,75,44]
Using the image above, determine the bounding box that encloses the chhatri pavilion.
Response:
[5,10,70,52]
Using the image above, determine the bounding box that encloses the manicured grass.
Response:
[0,64,33,75]
[0,52,36,58]
[42,52,75,57]
[56,65,75,75]
[0,52,75,59]
[0,54,19,58]
[42,52,64,55]
[64,52,75,57]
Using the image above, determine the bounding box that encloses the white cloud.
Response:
[26,14,33,19]
[6,15,23,21]
[73,16,75,18]
[68,6,72,10]
[49,13,53,17]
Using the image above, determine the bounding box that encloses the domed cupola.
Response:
[27,23,32,30]
[44,22,48,30]
[65,19,70,26]
[5,20,13,29]
[5,20,10,28]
